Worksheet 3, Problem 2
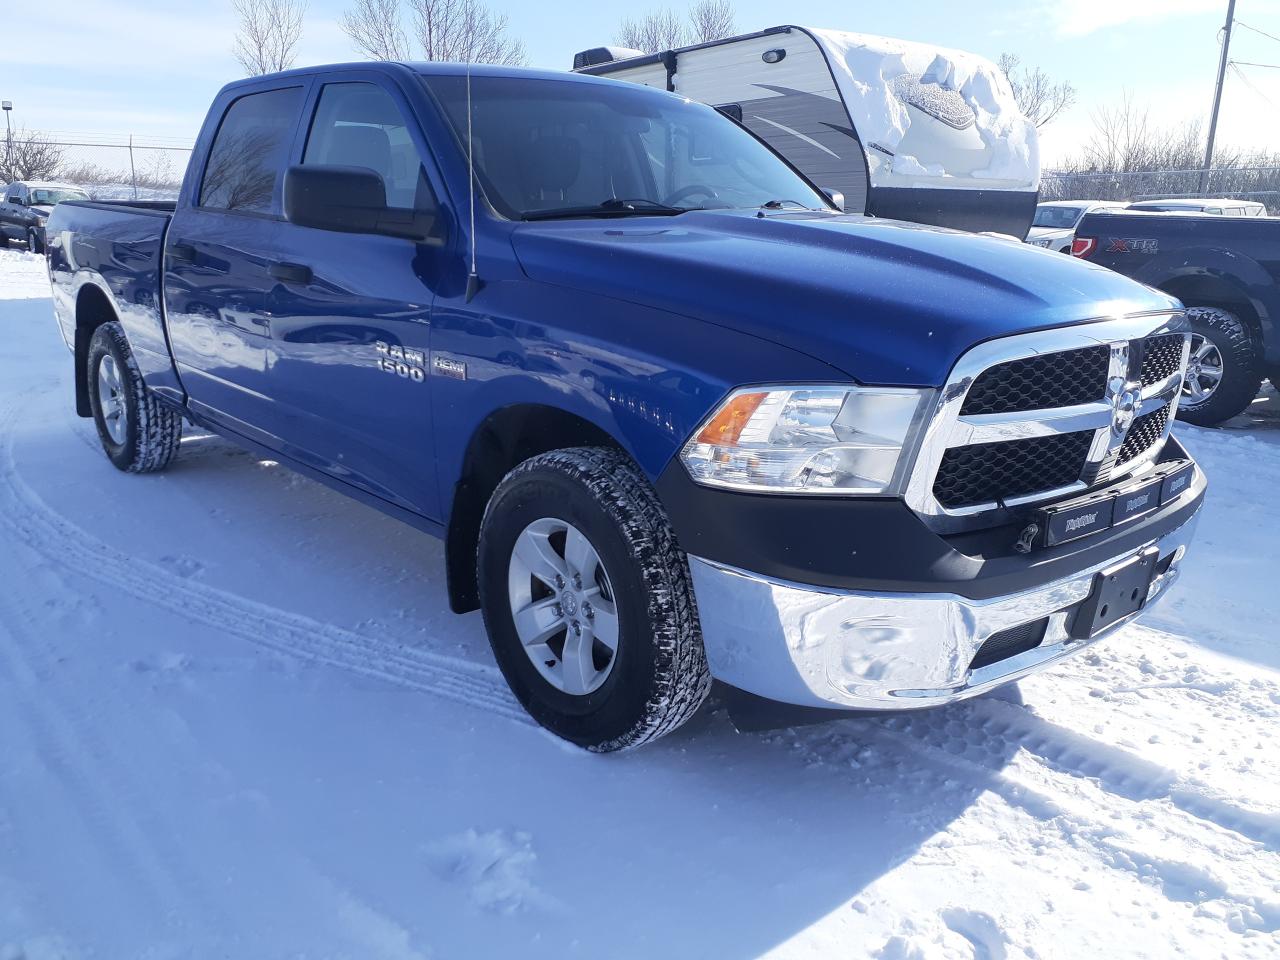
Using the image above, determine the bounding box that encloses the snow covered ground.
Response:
[0,245,1277,959]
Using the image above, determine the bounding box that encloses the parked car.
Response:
[1074,208,1280,425]
[1025,200,1127,253]
[1126,198,1267,217]
[44,63,1203,751]
[1,180,91,252]
[575,25,1040,238]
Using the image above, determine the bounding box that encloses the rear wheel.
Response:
[478,447,711,752]
[1176,306,1263,427]
[87,322,183,473]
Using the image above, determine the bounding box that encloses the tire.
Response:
[87,322,183,473]
[26,228,43,254]
[478,447,711,752]
[1176,306,1264,427]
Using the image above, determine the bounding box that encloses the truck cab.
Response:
[44,63,1205,751]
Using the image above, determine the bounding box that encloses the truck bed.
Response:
[45,199,181,406]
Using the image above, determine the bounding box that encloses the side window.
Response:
[303,82,434,211]
[200,87,304,215]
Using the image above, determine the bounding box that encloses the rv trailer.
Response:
[574,25,1040,237]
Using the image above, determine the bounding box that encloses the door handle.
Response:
[168,242,197,263]
[269,261,312,284]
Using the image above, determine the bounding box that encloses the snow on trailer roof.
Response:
[805,27,1038,192]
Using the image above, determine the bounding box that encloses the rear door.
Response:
[163,81,309,443]
[262,75,449,520]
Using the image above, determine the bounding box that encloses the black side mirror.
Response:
[9,197,25,207]
[283,165,443,245]
[821,187,845,212]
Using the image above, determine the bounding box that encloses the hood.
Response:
[29,205,53,218]
[510,210,1178,386]
[1026,226,1072,241]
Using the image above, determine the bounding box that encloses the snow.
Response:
[809,27,1040,192]
[1,246,1278,958]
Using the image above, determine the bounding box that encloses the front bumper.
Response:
[687,476,1203,711]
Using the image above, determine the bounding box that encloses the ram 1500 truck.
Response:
[1074,208,1280,426]
[44,64,1205,751]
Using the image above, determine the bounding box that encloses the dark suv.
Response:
[0,180,90,253]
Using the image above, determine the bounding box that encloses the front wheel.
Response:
[478,447,711,752]
[1176,306,1263,427]
[87,322,183,472]
[26,228,43,254]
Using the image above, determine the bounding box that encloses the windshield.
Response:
[422,75,830,220]
[1031,205,1084,229]
[28,188,89,206]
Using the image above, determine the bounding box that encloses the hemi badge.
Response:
[432,355,467,381]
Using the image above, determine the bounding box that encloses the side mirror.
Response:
[9,197,25,207]
[821,187,845,212]
[283,165,442,245]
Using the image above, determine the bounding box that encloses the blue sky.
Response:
[5,0,1279,167]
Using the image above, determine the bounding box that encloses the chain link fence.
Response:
[1040,166,1280,213]
[2,134,193,200]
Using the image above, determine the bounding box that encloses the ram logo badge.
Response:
[375,341,426,383]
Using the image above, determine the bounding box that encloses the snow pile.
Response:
[809,27,1040,191]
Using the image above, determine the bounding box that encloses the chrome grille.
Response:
[905,315,1189,532]
[1139,333,1186,387]
[960,345,1110,416]
[1118,406,1170,464]
[934,431,1095,509]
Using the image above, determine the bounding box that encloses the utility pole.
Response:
[1200,0,1236,195]
[2,101,12,181]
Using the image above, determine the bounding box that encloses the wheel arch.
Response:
[445,403,627,613]
[73,281,122,417]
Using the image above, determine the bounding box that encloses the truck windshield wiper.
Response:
[521,198,689,221]
[759,199,821,211]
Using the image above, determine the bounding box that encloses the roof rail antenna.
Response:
[464,60,483,303]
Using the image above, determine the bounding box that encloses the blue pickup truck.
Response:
[44,63,1205,751]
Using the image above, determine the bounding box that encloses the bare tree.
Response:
[234,0,307,76]
[616,8,688,52]
[997,53,1076,128]
[0,129,65,183]
[341,0,409,60]
[688,0,734,43]
[408,0,526,64]
[343,0,525,64]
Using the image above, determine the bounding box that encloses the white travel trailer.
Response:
[574,26,1040,237]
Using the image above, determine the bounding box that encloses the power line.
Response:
[1232,59,1280,68]
[1235,19,1280,45]
[1230,62,1280,110]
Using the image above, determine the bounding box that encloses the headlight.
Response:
[680,385,931,495]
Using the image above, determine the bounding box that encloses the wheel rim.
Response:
[507,517,620,696]
[97,353,128,444]
[28,231,37,249]
[1182,334,1224,408]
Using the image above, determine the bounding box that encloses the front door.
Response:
[264,78,448,520]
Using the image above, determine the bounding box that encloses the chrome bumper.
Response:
[688,502,1201,711]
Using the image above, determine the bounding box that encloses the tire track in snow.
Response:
[0,398,532,728]
[0,548,200,932]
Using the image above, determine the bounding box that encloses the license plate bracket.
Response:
[1069,547,1160,639]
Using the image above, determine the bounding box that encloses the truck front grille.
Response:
[1118,406,1170,464]
[960,345,1109,415]
[934,431,1095,509]
[1139,333,1185,387]
[905,316,1189,531]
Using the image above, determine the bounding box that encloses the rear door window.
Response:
[200,87,305,215]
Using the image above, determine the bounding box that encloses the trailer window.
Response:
[200,86,305,215]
